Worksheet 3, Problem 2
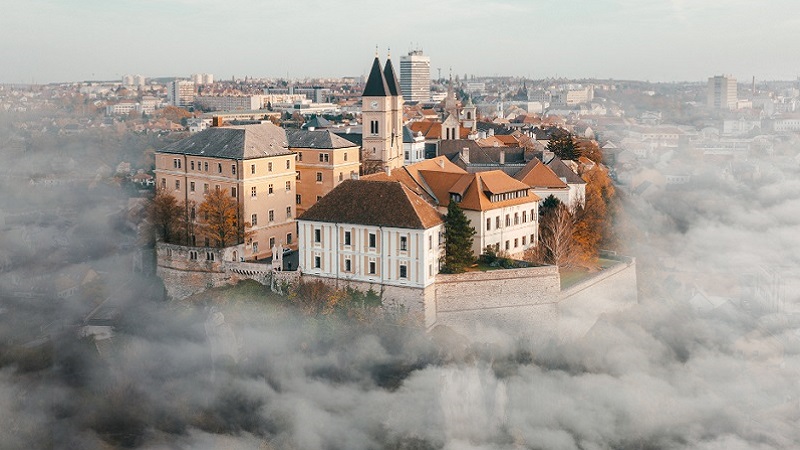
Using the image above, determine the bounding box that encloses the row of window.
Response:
[489,189,530,203]
[250,182,292,197]
[296,152,349,163]
[172,158,295,176]
[493,234,536,252]
[250,207,292,225]
[188,250,215,261]
[249,233,293,256]
[314,230,438,251]
[312,256,408,279]
[486,209,536,231]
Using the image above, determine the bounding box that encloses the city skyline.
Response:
[2,0,799,84]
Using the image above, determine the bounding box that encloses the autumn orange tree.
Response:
[148,188,186,244]
[196,188,250,247]
[572,165,616,265]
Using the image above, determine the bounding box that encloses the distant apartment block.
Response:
[550,84,594,106]
[121,74,146,87]
[168,80,195,107]
[707,75,738,110]
[194,95,263,111]
[400,50,431,102]
[191,73,214,85]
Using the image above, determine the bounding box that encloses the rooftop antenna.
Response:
[375,45,378,57]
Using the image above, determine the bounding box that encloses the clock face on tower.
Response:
[370,101,378,109]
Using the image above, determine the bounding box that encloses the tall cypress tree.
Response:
[441,200,477,273]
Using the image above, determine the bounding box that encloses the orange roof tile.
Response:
[515,159,568,189]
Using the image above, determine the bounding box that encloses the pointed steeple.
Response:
[363,56,390,97]
[383,53,402,97]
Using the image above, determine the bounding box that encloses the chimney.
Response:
[488,128,495,137]
[308,126,315,131]
[461,147,470,164]
[438,158,445,168]
[212,116,223,127]
[385,166,392,176]
[500,149,506,165]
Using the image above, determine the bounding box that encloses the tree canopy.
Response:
[546,130,582,161]
[148,188,185,244]
[441,200,476,273]
[197,188,249,248]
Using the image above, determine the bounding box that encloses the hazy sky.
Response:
[2,0,799,84]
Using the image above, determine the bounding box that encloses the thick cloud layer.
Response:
[1,114,799,449]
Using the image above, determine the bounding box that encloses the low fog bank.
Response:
[2,118,800,449]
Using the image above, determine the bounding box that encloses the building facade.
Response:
[361,55,405,172]
[290,129,361,216]
[155,123,296,260]
[707,75,738,110]
[168,80,195,108]
[298,179,444,289]
[400,50,431,103]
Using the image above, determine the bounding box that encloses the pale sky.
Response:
[2,0,798,84]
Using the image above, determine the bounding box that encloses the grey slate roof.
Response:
[546,155,585,184]
[383,58,402,97]
[403,126,418,143]
[363,57,390,97]
[438,140,527,165]
[298,179,443,229]
[334,131,362,147]
[286,129,359,149]
[158,123,290,160]
[303,115,331,129]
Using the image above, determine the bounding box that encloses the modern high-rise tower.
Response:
[707,75,738,110]
[400,50,431,103]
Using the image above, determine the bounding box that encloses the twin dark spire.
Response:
[363,52,402,98]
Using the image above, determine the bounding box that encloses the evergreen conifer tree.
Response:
[441,200,476,273]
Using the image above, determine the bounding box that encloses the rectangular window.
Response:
[231,187,236,198]
[505,240,510,250]
[268,210,274,222]
[400,236,407,251]
[204,162,208,171]
[253,242,259,254]
[369,233,376,249]
[316,172,322,182]
[286,159,291,169]
[429,235,432,249]
[286,233,292,244]
[285,181,291,191]
[345,258,352,272]
[251,186,257,197]
[296,171,300,180]
[268,184,274,194]
[251,164,256,174]
[190,181,195,192]
[218,163,222,173]
[339,173,343,182]
[203,183,209,193]
[522,236,526,246]
[344,152,348,161]
[231,164,236,175]
[496,216,500,229]
[344,231,351,246]
[251,214,257,225]
[314,229,321,243]
[314,256,321,269]
[486,218,491,230]
[191,161,195,170]
[531,234,535,243]
[268,162,273,172]
[399,264,407,279]
[175,180,180,190]
[286,206,291,218]
[297,152,302,161]
[369,261,376,274]
[269,237,275,249]
[161,178,166,189]
[514,238,518,248]
[505,215,510,227]
[296,194,301,204]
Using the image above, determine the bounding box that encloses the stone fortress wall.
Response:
[156,242,637,343]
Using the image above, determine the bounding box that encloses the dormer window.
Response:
[450,193,462,203]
